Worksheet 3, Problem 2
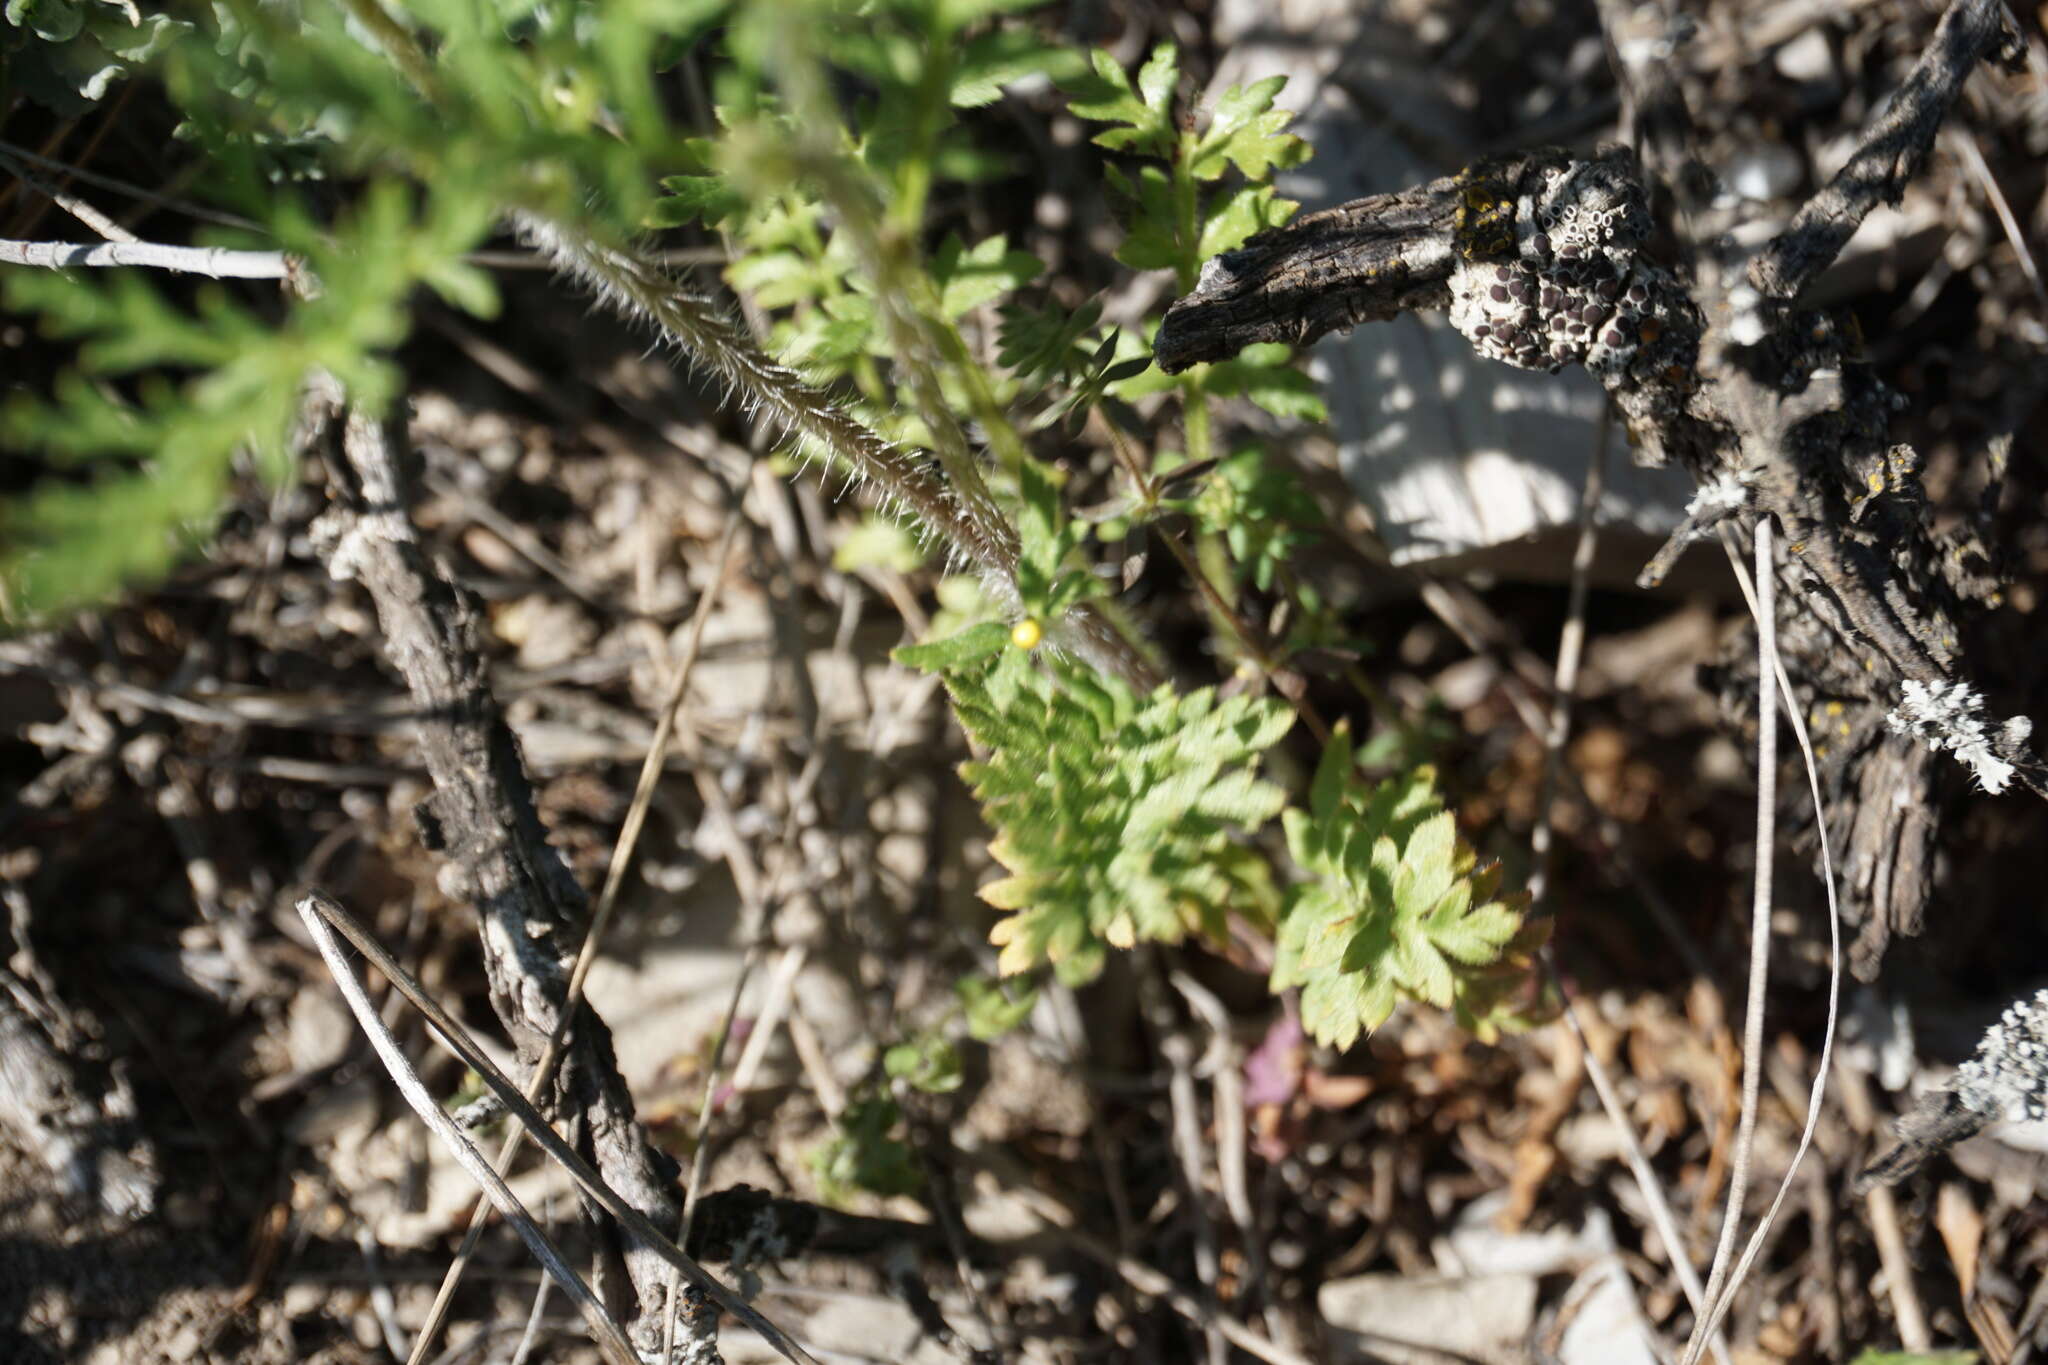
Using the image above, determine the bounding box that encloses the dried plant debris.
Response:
[7,1,2048,1362]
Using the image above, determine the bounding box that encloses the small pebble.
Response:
[1728,143,1804,201]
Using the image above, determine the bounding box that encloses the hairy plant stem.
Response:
[514,210,1160,688]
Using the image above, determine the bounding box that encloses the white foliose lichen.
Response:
[1685,472,1750,518]
[1952,988,2048,1124]
[1885,678,2023,795]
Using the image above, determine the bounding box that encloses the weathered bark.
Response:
[305,388,683,1341]
[1746,0,2020,302]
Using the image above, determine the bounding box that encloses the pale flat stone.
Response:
[1320,1271,1538,1363]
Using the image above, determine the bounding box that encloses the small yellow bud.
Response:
[1010,618,1044,651]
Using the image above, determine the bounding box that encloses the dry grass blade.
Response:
[666,941,763,1359]
[1683,524,1846,1361]
[1524,417,1728,1363]
[1529,410,1609,907]
[298,889,823,1365]
[1689,519,1781,1363]
[1549,980,1729,1364]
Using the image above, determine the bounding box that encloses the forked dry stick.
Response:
[309,393,696,1347]
[299,888,821,1365]
[297,893,642,1365]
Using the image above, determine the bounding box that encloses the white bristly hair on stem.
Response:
[509,210,1164,691]
[513,212,1014,575]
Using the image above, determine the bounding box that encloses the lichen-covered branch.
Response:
[1161,146,1714,472]
[1858,987,2048,1191]
[1154,1,2041,957]
[1153,170,1469,372]
[1155,144,2035,766]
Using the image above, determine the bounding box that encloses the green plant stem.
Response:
[1172,127,1203,295]
[335,0,1164,698]
[889,7,952,235]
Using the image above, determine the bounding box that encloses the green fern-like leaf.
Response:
[904,641,1290,985]
[1274,725,1550,1047]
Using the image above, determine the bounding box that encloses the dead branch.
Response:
[1154,0,2040,841]
[1747,0,2021,302]
[0,886,158,1222]
[304,388,688,1346]
[299,888,817,1364]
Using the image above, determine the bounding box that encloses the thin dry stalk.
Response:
[1516,413,1725,1360]
[0,151,137,243]
[1548,975,1729,1365]
[1142,954,1226,1365]
[0,138,263,231]
[508,1264,553,1365]
[996,1175,1313,1365]
[666,940,765,1359]
[1690,519,1781,1360]
[296,896,641,1365]
[1529,410,1609,907]
[1949,128,2048,316]
[1685,528,1846,1359]
[1837,1060,1933,1349]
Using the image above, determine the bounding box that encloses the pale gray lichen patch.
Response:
[1953,989,2048,1124]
